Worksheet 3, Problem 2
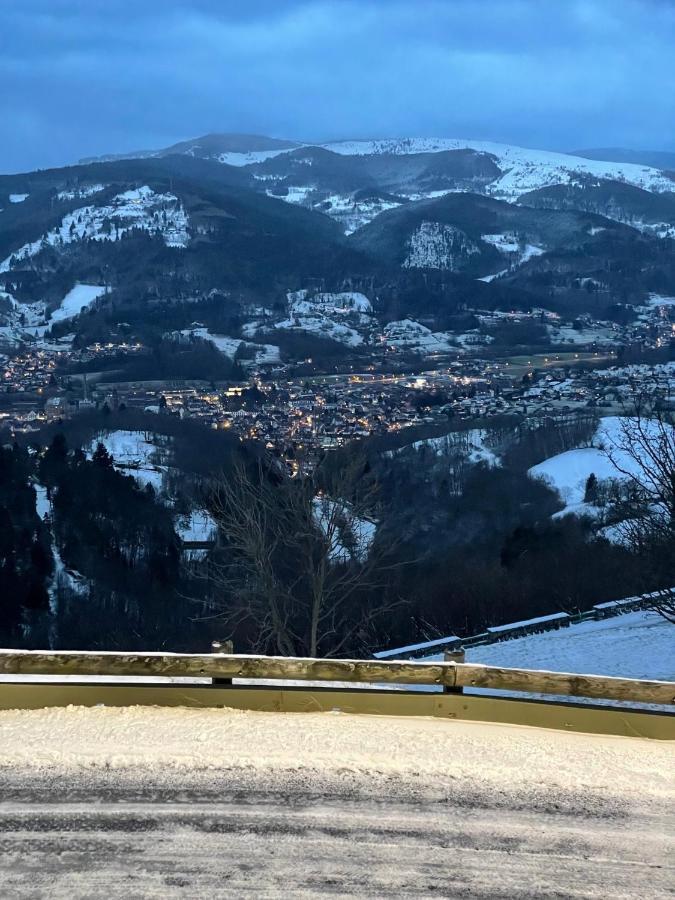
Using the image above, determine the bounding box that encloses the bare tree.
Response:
[204,459,404,656]
[603,401,675,623]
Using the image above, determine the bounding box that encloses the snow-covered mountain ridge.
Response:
[319,138,675,198]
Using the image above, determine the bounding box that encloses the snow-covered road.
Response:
[0,706,672,897]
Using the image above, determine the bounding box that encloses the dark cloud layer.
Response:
[1,0,674,173]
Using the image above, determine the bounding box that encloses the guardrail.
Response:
[374,593,665,660]
[1,649,673,707]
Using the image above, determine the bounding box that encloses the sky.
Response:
[1,0,675,173]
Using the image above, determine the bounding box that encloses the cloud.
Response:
[0,0,674,172]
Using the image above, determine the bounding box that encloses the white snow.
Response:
[87,430,166,490]
[530,446,623,506]
[50,283,107,324]
[470,610,674,683]
[175,509,217,543]
[9,193,29,203]
[382,319,458,355]
[218,148,292,166]
[528,416,659,510]
[647,293,675,308]
[412,609,674,709]
[0,704,670,799]
[0,186,189,271]
[404,428,499,467]
[182,327,281,367]
[312,497,376,563]
[402,221,479,270]
[486,612,569,634]
[249,343,281,366]
[319,193,402,234]
[56,184,106,201]
[89,430,158,466]
[320,138,675,200]
[288,290,373,316]
[275,315,364,347]
[185,328,242,359]
[34,484,50,520]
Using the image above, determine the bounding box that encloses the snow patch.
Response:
[50,284,107,325]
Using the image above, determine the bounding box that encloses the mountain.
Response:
[3,137,675,356]
[73,134,675,234]
[572,147,675,172]
[520,176,675,238]
[79,133,300,165]
[0,154,376,351]
[348,191,628,275]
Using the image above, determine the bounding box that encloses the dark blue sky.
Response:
[2,0,674,173]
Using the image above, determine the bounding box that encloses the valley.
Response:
[0,133,674,658]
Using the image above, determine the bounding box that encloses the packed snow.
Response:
[9,193,29,203]
[0,705,670,801]
[0,186,189,272]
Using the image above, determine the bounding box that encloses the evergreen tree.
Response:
[584,473,599,504]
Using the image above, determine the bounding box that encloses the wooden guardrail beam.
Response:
[0,651,455,687]
[453,664,675,706]
[0,650,672,706]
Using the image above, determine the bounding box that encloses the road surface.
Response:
[0,705,672,897]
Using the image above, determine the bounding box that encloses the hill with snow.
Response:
[71,133,675,236]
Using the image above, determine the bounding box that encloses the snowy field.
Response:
[382,318,457,354]
[413,610,674,709]
[50,283,107,324]
[528,416,666,512]
[181,327,281,367]
[87,430,165,490]
[469,610,673,682]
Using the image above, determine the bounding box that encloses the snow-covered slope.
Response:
[402,222,479,269]
[320,138,675,200]
[414,610,673,703]
[528,416,670,513]
[0,186,189,272]
[50,284,107,325]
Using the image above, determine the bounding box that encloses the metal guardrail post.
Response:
[211,640,234,685]
[443,649,465,694]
